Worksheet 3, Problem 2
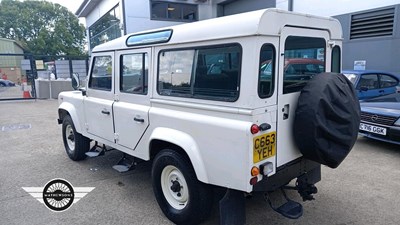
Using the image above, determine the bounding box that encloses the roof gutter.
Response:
[75,0,102,17]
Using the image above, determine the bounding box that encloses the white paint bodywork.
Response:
[59,9,343,193]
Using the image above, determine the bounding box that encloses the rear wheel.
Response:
[62,115,90,161]
[152,149,213,225]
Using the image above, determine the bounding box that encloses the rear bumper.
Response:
[253,157,321,192]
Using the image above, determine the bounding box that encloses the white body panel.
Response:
[58,9,343,192]
[83,52,115,143]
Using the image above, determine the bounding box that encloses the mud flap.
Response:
[219,189,246,225]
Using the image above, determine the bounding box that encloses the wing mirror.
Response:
[359,87,368,92]
[71,73,80,90]
[71,73,86,96]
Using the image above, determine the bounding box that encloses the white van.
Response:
[58,8,359,225]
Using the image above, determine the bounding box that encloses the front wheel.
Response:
[152,149,213,225]
[62,115,90,161]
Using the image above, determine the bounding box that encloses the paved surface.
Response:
[0,100,399,225]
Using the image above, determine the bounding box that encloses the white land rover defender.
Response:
[58,9,360,225]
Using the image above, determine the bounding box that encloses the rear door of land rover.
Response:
[277,27,330,167]
[113,48,151,150]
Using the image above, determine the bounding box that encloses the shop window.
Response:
[151,1,197,22]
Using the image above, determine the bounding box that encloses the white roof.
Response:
[93,8,342,53]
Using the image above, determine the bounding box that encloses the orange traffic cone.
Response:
[22,79,31,98]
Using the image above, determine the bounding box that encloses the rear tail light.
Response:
[250,124,260,134]
[249,177,258,185]
[251,123,272,134]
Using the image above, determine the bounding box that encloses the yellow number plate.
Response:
[253,131,276,163]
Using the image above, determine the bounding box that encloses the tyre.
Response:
[293,73,360,168]
[62,115,90,161]
[152,149,213,225]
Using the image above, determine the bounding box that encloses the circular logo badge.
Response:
[42,179,75,211]
[371,115,379,122]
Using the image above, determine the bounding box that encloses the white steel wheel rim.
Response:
[161,165,189,210]
[65,124,75,151]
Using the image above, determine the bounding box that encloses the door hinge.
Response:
[328,40,336,48]
[114,94,119,102]
[114,133,119,142]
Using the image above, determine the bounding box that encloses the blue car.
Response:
[359,93,400,145]
[343,70,400,100]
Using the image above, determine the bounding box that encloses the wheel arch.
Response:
[58,102,83,133]
[149,127,209,184]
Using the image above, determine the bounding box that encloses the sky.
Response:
[49,0,400,18]
[48,0,82,14]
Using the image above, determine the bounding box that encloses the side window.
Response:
[331,46,341,73]
[158,50,195,96]
[120,53,148,94]
[158,44,241,101]
[379,74,398,88]
[283,36,326,94]
[358,74,378,90]
[89,56,112,91]
[258,44,275,98]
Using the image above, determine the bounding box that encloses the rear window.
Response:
[158,44,241,102]
[283,36,326,94]
[380,74,398,88]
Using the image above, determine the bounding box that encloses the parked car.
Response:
[343,70,400,100]
[359,93,400,145]
[0,79,15,87]
[261,58,325,80]
[57,9,358,224]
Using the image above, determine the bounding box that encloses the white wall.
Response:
[85,0,121,27]
[276,0,400,17]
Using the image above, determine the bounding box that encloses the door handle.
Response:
[379,90,384,93]
[134,117,145,123]
[101,110,110,115]
[282,104,289,120]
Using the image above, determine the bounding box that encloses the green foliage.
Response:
[0,0,86,56]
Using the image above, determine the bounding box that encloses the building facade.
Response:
[76,0,275,51]
[0,38,25,83]
[334,4,400,74]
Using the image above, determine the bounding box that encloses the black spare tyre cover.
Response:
[293,73,360,168]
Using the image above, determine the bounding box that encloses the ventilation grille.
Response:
[350,8,395,39]
[360,112,397,126]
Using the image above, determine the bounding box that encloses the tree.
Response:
[0,0,86,56]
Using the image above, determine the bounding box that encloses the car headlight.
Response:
[395,118,400,127]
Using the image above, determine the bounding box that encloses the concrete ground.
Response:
[0,100,399,225]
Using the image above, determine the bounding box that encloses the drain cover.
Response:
[1,123,32,131]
